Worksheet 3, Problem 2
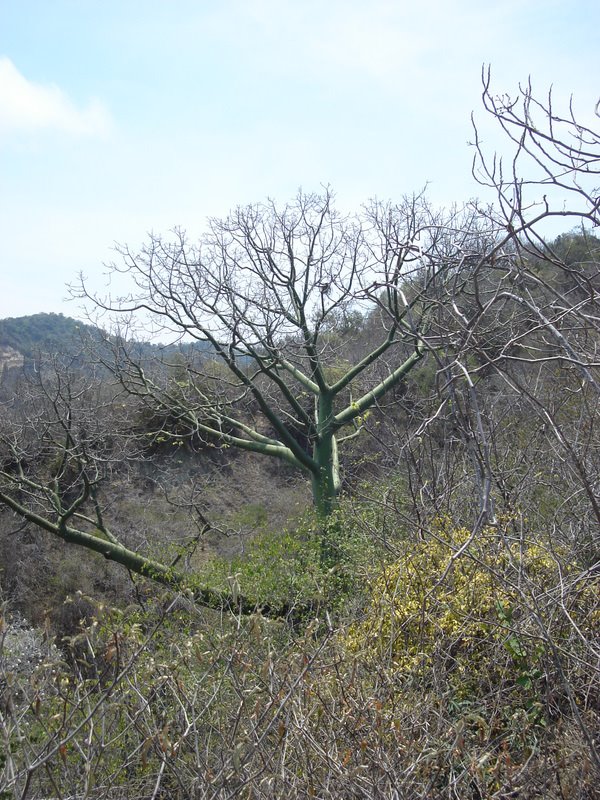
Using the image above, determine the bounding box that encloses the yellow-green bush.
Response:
[346,518,596,694]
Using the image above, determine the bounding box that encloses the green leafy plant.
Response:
[345,518,561,691]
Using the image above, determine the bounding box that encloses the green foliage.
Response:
[0,313,99,363]
[551,230,600,266]
[345,517,595,698]
[2,499,598,800]
[0,313,214,375]
[339,514,599,785]
[529,229,600,296]
[199,521,325,611]
[198,497,396,614]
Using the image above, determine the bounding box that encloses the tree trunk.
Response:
[311,392,342,563]
[311,434,340,517]
[312,392,340,510]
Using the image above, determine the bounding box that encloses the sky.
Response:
[1,0,598,319]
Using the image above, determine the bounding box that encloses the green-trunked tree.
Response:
[1,73,599,614]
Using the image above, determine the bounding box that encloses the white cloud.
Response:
[0,57,112,137]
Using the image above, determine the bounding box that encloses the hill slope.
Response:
[0,312,99,362]
[0,312,214,373]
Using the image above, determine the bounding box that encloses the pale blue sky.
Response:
[1,0,598,318]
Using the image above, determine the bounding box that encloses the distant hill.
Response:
[0,312,214,375]
[0,313,101,362]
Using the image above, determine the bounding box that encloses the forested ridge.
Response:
[0,312,212,374]
[0,313,98,362]
[1,78,599,799]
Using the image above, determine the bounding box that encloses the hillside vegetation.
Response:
[0,313,97,362]
[0,227,598,798]
[2,67,600,790]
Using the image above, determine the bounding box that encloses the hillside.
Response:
[0,312,99,361]
[0,312,213,376]
[1,228,599,798]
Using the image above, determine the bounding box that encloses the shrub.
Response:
[198,498,398,616]
[345,517,597,702]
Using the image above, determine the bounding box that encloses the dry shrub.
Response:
[1,518,598,799]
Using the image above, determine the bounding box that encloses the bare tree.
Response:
[77,191,491,519]
[466,69,600,383]
[0,361,265,614]
[1,73,599,611]
[473,66,600,237]
[465,70,600,528]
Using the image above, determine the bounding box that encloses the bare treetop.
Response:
[472,67,600,244]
